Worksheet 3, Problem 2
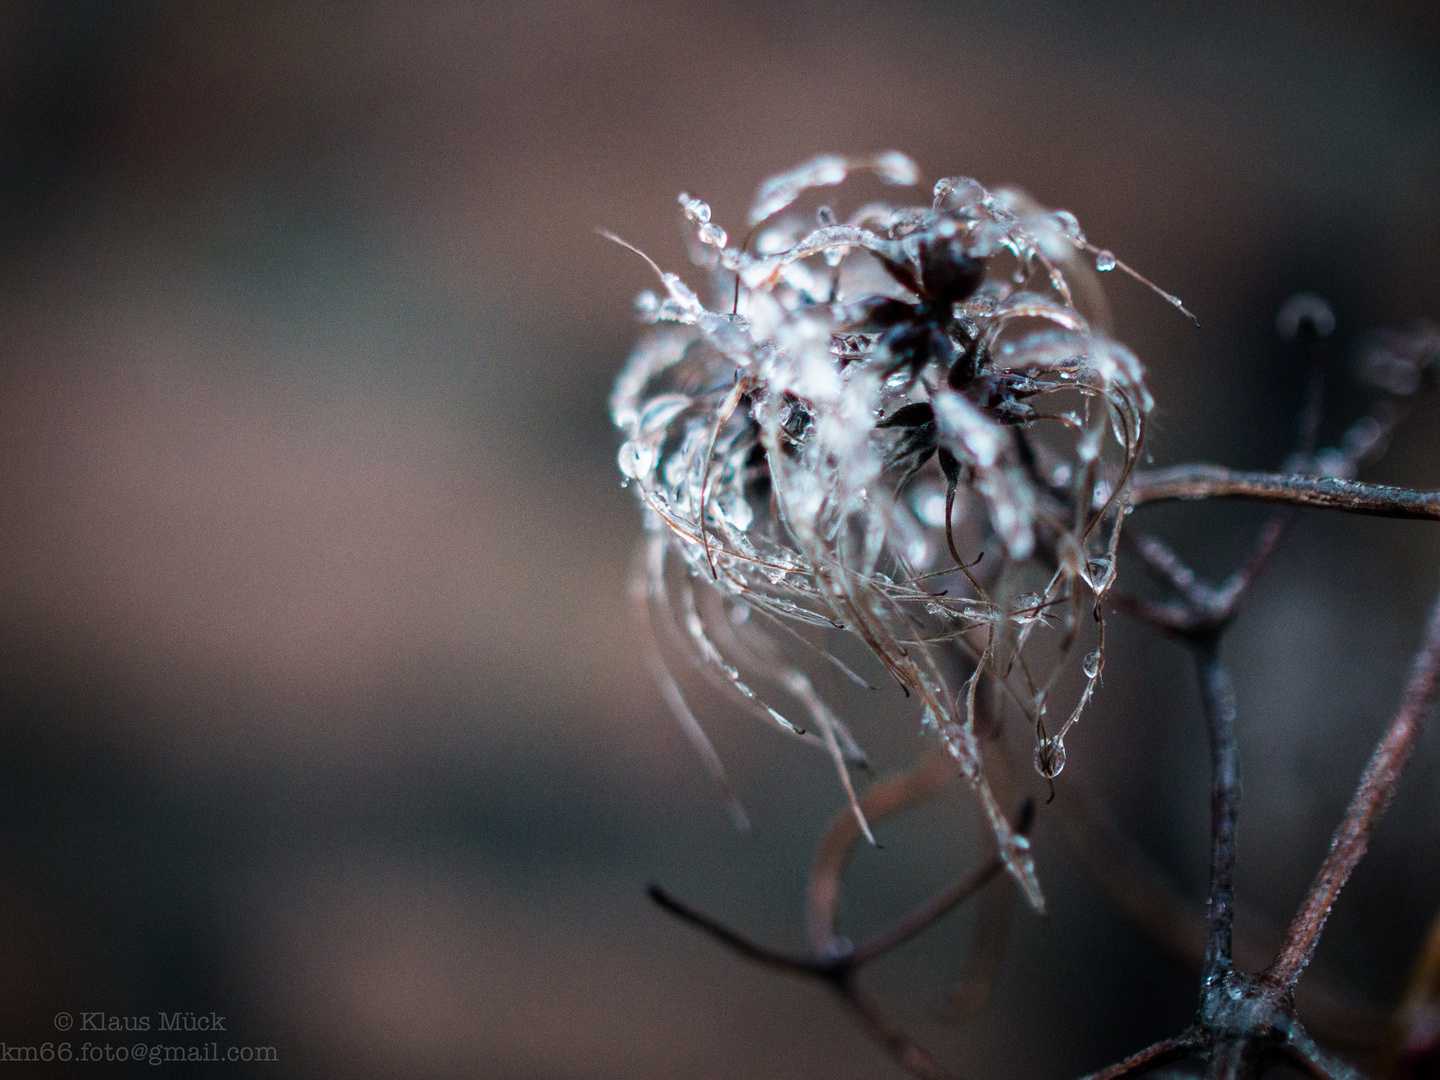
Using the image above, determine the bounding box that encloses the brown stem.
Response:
[1210,511,1293,615]
[1129,466,1440,520]
[1195,638,1240,983]
[1107,590,1197,635]
[849,800,1034,968]
[840,984,955,1080]
[647,884,820,977]
[1061,776,1386,1049]
[1075,1031,1202,1080]
[646,883,969,1080]
[1283,1027,1366,1080]
[1125,530,1212,611]
[650,789,1031,1080]
[1266,583,1440,990]
[948,866,1017,1013]
[1117,514,1293,636]
[806,751,953,954]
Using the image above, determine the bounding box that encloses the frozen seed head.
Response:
[609,153,1171,911]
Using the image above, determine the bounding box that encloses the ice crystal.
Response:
[609,153,1163,911]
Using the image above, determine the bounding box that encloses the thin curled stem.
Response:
[806,752,955,953]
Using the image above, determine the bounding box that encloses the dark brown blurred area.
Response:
[0,2,1437,1077]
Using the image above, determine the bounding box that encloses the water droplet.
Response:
[1082,651,1103,679]
[1052,210,1085,242]
[617,440,656,481]
[873,150,918,186]
[1034,736,1066,778]
[1095,250,1117,272]
[678,192,711,223]
[698,222,728,248]
[1015,592,1047,624]
[634,290,660,320]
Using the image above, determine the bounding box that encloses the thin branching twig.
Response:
[649,789,1033,1080]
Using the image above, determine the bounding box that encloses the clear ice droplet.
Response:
[1052,210,1085,241]
[1082,650,1103,679]
[1034,736,1066,778]
[1095,250,1117,272]
[617,440,656,481]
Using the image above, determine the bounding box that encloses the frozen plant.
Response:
[609,152,1186,912]
[611,154,1440,1080]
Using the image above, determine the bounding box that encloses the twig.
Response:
[850,801,1033,967]
[1116,518,1294,637]
[648,884,817,975]
[844,984,955,1080]
[1265,583,1440,990]
[1076,1031,1202,1080]
[1195,638,1240,983]
[1106,589,1196,636]
[1283,1027,1368,1080]
[807,751,954,954]
[649,792,1033,1080]
[1125,530,1213,612]
[1082,575,1440,1080]
[1129,467,1440,520]
[648,883,957,1080]
[1059,775,1386,1050]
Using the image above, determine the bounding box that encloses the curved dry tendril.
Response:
[609,152,1177,908]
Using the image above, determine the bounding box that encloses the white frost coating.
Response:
[609,153,1162,913]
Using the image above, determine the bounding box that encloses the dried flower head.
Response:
[609,153,1175,910]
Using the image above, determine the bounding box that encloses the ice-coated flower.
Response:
[609,153,1166,911]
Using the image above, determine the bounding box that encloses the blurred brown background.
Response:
[0,2,1437,1077]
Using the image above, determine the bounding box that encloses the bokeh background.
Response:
[0,2,1438,1076]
